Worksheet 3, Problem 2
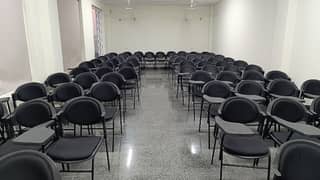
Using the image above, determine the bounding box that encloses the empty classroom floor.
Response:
[62,69,271,180]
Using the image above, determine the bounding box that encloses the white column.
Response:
[22,0,64,82]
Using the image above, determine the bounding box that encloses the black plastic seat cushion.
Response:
[223,135,269,157]
[0,140,41,157]
[271,131,320,144]
[47,136,102,162]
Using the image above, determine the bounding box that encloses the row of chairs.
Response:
[2,139,319,180]
[167,52,320,180]
[0,52,144,180]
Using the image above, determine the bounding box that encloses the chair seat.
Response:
[223,135,269,157]
[0,140,41,157]
[47,136,102,162]
[271,131,320,145]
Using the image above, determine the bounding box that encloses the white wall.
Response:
[211,0,279,70]
[285,0,320,86]
[0,0,32,94]
[58,0,84,70]
[105,5,211,53]
[23,0,64,82]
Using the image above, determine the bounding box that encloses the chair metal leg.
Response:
[219,148,224,180]
[91,158,95,180]
[267,155,271,180]
[207,104,211,149]
[188,84,191,112]
[211,125,218,164]
[119,100,123,135]
[112,118,115,152]
[199,99,204,132]
[192,95,196,122]
[102,122,111,171]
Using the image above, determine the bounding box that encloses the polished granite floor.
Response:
[62,70,275,180]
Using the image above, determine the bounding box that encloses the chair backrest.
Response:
[223,65,241,74]
[177,51,187,57]
[95,66,113,79]
[266,70,290,81]
[110,57,121,67]
[73,72,99,90]
[179,64,196,74]
[267,98,307,123]
[105,52,118,59]
[119,62,134,69]
[101,72,126,89]
[102,61,115,69]
[50,83,83,103]
[216,71,240,84]
[215,54,225,61]
[233,60,248,68]
[78,61,95,69]
[224,57,235,64]
[0,150,61,180]
[274,140,320,180]
[118,67,138,80]
[202,81,233,98]
[45,73,71,88]
[89,82,120,102]
[301,79,320,97]
[166,51,176,58]
[216,60,228,68]
[59,96,103,126]
[69,67,90,77]
[127,56,140,67]
[90,58,104,67]
[236,80,265,96]
[268,79,299,97]
[134,51,144,60]
[207,57,220,65]
[245,64,264,74]
[190,71,212,83]
[13,99,54,128]
[156,51,166,58]
[145,51,155,58]
[219,97,260,123]
[310,96,320,115]
[242,70,265,82]
[12,82,47,106]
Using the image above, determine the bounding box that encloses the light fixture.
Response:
[188,0,197,10]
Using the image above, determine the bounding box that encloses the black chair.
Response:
[144,51,156,68]
[89,82,122,151]
[134,51,144,61]
[300,79,320,99]
[119,62,134,69]
[0,103,8,142]
[273,140,320,180]
[188,71,212,121]
[233,60,248,70]
[212,97,270,180]
[264,98,320,146]
[105,52,118,59]
[265,70,291,82]
[47,97,111,180]
[12,82,47,108]
[176,64,196,104]
[245,64,265,75]
[215,54,225,61]
[79,61,96,70]
[49,83,84,110]
[9,99,55,137]
[90,58,104,67]
[119,67,140,109]
[267,79,303,102]
[177,51,187,57]
[156,51,167,68]
[216,60,228,70]
[242,70,265,85]
[310,97,320,126]
[101,72,127,120]
[223,65,241,76]
[224,57,235,64]
[95,66,113,79]
[0,150,61,180]
[166,51,176,59]
[202,64,220,78]
[69,67,90,78]
[216,71,240,87]
[235,80,266,104]
[73,72,99,91]
[45,73,71,88]
[200,81,233,148]
[110,57,121,68]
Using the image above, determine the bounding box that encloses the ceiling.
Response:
[103,0,220,6]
